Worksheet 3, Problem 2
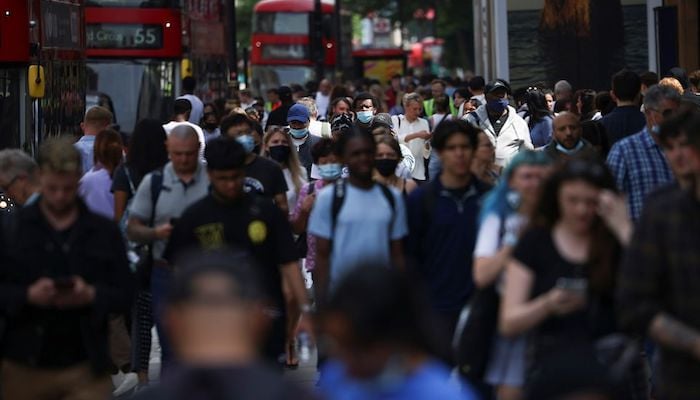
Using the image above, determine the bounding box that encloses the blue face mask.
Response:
[486,98,509,114]
[555,139,585,155]
[236,134,256,154]
[289,127,309,139]
[318,163,342,181]
[357,110,373,124]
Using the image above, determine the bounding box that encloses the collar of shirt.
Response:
[164,162,206,187]
[639,126,659,150]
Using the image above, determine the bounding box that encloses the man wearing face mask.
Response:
[221,114,289,215]
[463,80,533,168]
[287,104,321,178]
[606,84,680,221]
[543,112,599,163]
[353,92,379,134]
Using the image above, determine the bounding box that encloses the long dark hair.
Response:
[525,89,552,128]
[532,159,619,292]
[126,119,168,181]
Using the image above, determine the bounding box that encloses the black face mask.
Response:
[268,145,290,164]
[374,158,399,177]
[203,123,218,131]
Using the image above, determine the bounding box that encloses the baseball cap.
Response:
[287,104,310,123]
[485,79,510,94]
[371,113,394,130]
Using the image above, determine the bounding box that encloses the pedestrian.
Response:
[133,250,312,400]
[573,89,598,121]
[177,76,204,124]
[110,118,168,387]
[328,96,352,121]
[316,79,332,121]
[370,113,416,179]
[263,126,308,216]
[74,106,113,175]
[265,86,295,129]
[0,149,40,207]
[373,134,418,195]
[453,87,472,118]
[472,150,551,400]
[523,89,554,148]
[423,79,456,117]
[616,106,700,400]
[308,127,408,304]
[392,93,431,182]
[469,76,487,106]
[79,128,123,219]
[318,266,479,400]
[353,92,380,133]
[405,119,492,350]
[163,137,313,366]
[606,84,681,220]
[655,105,697,192]
[553,80,573,113]
[499,159,640,396]
[297,97,332,139]
[543,112,600,162]
[162,98,206,161]
[221,113,289,213]
[126,125,209,368]
[429,94,453,131]
[287,103,322,177]
[200,102,221,143]
[463,79,533,168]
[599,70,646,147]
[0,137,133,400]
[470,131,501,186]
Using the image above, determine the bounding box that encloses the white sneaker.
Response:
[113,372,138,397]
[111,370,125,388]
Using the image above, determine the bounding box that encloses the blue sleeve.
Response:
[428,152,442,181]
[390,189,408,241]
[405,188,425,261]
[308,186,332,239]
[606,142,627,193]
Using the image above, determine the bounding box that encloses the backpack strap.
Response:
[377,183,396,240]
[124,166,137,195]
[467,111,481,127]
[330,178,346,235]
[148,170,164,228]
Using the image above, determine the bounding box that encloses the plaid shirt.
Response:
[617,188,700,399]
[606,127,674,221]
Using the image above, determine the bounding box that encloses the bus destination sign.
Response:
[87,24,163,49]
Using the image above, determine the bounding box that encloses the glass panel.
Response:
[85,0,174,8]
[254,12,309,35]
[251,65,314,95]
[0,69,21,149]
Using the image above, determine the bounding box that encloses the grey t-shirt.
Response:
[128,162,209,260]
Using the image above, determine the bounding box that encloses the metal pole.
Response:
[314,0,324,81]
[243,46,249,87]
[226,0,238,84]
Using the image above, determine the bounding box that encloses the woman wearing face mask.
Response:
[470,151,551,400]
[263,126,307,215]
[373,135,418,196]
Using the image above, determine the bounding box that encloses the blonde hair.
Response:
[540,0,591,37]
[39,137,82,174]
[84,106,113,126]
[658,77,684,96]
[263,126,305,193]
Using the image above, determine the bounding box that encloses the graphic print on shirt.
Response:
[244,177,265,195]
[194,223,225,249]
[248,220,268,244]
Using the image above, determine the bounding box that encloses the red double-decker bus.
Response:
[0,0,86,153]
[250,0,336,95]
[85,0,182,135]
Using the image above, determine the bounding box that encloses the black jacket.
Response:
[0,199,134,372]
[543,139,601,163]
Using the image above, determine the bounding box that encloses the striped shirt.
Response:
[605,127,674,221]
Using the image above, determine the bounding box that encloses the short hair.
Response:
[93,129,123,173]
[554,80,573,95]
[433,95,450,114]
[335,125,374,157]
[639,71,659,88]
[167,248,262,305]
[643,84,682,110]
[174,98,192,115]
[204,137,247,171]
[296,97,318,118]
[432,119,479,151]
[169,124,199,142]
[611,69,641,102]
[353,92,379,110]
[220,113,254,135]
[658,77,684,96]
[689,70,700,89]
[402,92,423,108]
[660,105,700,150]
[469,76,485,91]
[182,76,196,93]
[84,106,113,125]
[431,79,446,88]
[454,87,471,100]
[311,138,336,163]
[0,149,38,184]
[39,137,82,174]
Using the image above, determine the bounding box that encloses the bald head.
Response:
[170,124,199,142]
[552,112,582,149]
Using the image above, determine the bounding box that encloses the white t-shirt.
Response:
[316,92,331,121]
[162,121,206,162]
[283,167,307,216]
[429,113,452,132]
[473,213,526,258]
[392,115,431,180]
[177,94,204,125]
[309,119,332,138]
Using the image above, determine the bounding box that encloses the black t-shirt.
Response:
[244,156,288,198]
[164,193,298,309]
[513,227,616,357]
[111,164,143,199]
[133,363,312,400]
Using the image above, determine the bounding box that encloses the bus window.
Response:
[254,12,309,35]
[85,0,176,7]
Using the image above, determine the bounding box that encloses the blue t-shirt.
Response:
[308,182,408,289]
[318,359,478,400]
